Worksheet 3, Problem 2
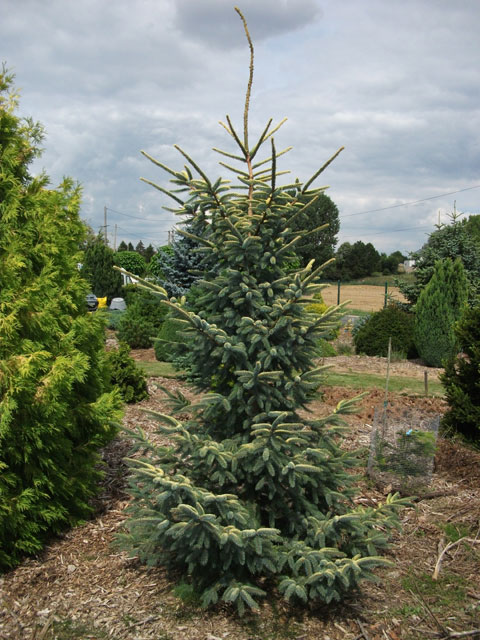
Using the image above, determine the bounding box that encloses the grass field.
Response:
[137,360,444,397]
[321,283,407,311]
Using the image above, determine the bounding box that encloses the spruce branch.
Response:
[212,147,246,162]
[270,138,277,195]
[249,118,273,159]
[263,117,288,142]
[302,146,344,193]
[252,146,293,169]
[140,150,179,177]
[113,266,168,297]
[218,161,250,177]
[285,195,321,228]
[140,178,185,205]
[175,227,215,247]
[174,144,212,187]
[297,222,330,239]
[225,115,247,155]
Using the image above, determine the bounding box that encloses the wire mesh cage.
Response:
[367,401,440,492]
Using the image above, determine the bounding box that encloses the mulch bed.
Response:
[1,366,479,640]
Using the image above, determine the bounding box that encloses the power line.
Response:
[106,206,175,221]
[115,224,173,237]
[341,184,480,219]
[342,224,432,239]
[115,225,170,243]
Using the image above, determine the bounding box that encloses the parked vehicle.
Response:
[86,294,99,312]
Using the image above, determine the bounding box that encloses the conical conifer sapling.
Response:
[117,8,408,613]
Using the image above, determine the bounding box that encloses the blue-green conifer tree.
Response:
[118,10,406,613]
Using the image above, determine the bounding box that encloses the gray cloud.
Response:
[1,0,479,255]
[173,0,321,49]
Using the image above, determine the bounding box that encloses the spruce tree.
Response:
[118,11,407,612]
[440,305,480,441]
[0,68,123,569]
[150,225,205,297]
[414,258,469,367]
[399,213,480,305]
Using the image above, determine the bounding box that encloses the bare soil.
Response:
[1,353,479,640]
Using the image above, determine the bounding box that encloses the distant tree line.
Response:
[325,241,406,281]
[117,239,156,263]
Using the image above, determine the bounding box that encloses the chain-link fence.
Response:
[367,401,440,492]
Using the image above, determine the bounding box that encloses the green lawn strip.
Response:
[136,361,180,378]
[343,308,371,317]
[323,369,444,397]
[137,360,444,397]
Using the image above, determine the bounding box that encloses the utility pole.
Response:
[113,224,117,251]
[104,206,108,244]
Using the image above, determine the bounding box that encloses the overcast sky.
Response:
[3,0,480,255]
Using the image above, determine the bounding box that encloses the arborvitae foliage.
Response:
[440,306,480,442]
[398,213,480,306]
[117,11,407,613]
[106,342,149,404]
[0,69,123,569]
[414,258,469,367]
[81,235,123,302]
[114,249,146,276]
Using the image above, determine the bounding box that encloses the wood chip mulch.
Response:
[1,369,479,640]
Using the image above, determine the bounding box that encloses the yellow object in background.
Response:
[97,296,107,309]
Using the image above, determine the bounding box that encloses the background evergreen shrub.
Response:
[123,286,168,330]
[317,338,337,357]
[353,305,416,358]
[150,224,205,297]
[398,215,480,306]
[414,258,469,367]
[153,316,191,362]
[106,342,149,404]
[117,287,168,349]
[106,309,126,330]
[81,236,123,303]
[117,305,155,349]
[440,305,480,441]
[0,69,122,569]
[114,250,146,277]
